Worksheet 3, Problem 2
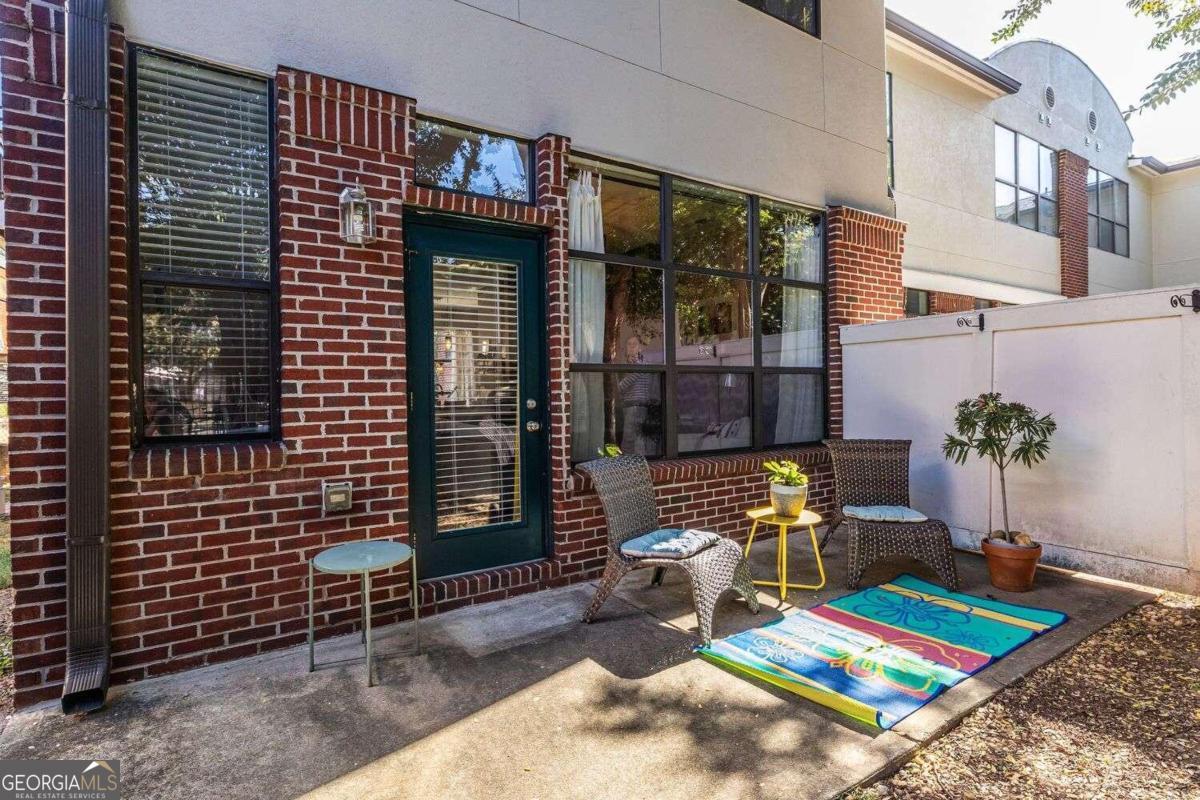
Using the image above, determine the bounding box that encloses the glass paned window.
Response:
[674,273,753,366]
[1039,146,1056,198]
[571,157,660,260]
[568,158,826,458]
[995,181,1016,224]
[570,371,663,460]
[134,49,276,443]
[905,288,929,318]
[676,373,752,453]
[994,126,1015,184]
[763,373,823,447]
[1038,197,1057,236]
[759,201,822,281]
[1017,135,1039,190]
[414,118,530,202]
[1088,167,1130,256]
[761,284,822,367]
[739,0,819,37]
[568,261,664,364]
[994,125,1055,236]
[672,179,749,272]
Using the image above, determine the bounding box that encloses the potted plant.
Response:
[942,392,1057,592]
[763,460,810,517]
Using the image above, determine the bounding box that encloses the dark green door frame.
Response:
[405,217,550,579]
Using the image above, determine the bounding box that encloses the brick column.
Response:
[929,291,976,315]
[826,206,907,438]
[1057,149,1089,299]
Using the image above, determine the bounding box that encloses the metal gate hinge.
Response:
[1169,289,1200,313]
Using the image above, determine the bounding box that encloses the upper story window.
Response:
[1088,168,1129,257]
[994,124,1056,236]
[131,48,277,444]
[739,0,819,37]
[568,155,825,462]
[414,118,531,203]
[885,72,895,189]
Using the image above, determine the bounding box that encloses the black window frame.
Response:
[412,115,535,206]
[568,153,828,462]
[993,123,1057,236]
[1087,167,1130,257]
[739,0,820,38]
[127,45,282,448]
[885,71,895,189]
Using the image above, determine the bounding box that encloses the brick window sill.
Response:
[569,444,830,495]
[128,440,289,481]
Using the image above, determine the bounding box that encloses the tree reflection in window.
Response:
[414,118,530,202]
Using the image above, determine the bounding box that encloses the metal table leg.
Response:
[307,559,315,673]
[411,548,420,655]
[364,570,374,687]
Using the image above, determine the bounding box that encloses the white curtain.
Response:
[774,213,823,444]
[568,171,606,461]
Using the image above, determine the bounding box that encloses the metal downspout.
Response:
[61,0,111,715]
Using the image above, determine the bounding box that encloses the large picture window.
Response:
[994,124,1056,236]
[739,0,819,37]
[568,155,825,461]
[1087,168,1130,257]
[131,48,277,444]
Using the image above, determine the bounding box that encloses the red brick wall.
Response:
[1,0,70,708]
[928,291,976,315]
[826,206,907,437]
[1057,149,1089,299]
[5,18,907,704]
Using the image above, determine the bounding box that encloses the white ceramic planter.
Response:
[769,483,808,517]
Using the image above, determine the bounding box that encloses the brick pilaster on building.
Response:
[825,206,908,438]
[928,291,976,315]
[1057,149,1090,299]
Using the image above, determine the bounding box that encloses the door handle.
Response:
[525,421,542,433]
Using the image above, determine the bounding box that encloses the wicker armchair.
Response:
[577,455,760,644]
[822,439,960,590]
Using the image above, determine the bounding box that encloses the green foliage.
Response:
[943,392,1057,542]
[763,459,810,487]
[596,443,624,458]
[995,0,1200,115]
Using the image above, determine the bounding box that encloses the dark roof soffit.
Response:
[886,9,1022,95]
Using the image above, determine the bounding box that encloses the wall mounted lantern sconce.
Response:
[339,185,376,245]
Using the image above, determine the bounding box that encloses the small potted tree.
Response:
[943,392,1057,591]
[763,460,810,518]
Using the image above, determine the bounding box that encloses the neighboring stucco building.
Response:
[885,10,1200,313]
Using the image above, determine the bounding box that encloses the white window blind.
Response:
[134,50,275,441]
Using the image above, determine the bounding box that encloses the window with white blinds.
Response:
[132,49,277,443]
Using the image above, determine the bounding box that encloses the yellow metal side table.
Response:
[743,507,826,599]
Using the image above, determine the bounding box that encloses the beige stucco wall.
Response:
[1149,166,1200,288]
[889,37,1156,298]
[113,0,892,215]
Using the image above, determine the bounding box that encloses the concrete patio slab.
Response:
[0,533,1155,800]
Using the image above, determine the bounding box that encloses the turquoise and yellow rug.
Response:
[697,574,1067,729]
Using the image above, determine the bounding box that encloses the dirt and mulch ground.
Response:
[0,587,11,722]
[847,591,1200,800]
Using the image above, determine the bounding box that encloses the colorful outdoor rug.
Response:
[697,574,1067,729]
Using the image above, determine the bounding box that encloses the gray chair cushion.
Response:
[620,528,721,559]
[843,505,929,523]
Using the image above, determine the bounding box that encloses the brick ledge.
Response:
[569,444,830,495]
[127,440,289,481]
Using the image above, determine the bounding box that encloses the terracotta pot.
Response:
[769,483,808,517]
[981,536,1042,592]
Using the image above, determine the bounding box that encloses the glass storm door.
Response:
[406,222,548,578]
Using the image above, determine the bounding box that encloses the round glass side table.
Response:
[308,540,419,686]
[743,507,827,600]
